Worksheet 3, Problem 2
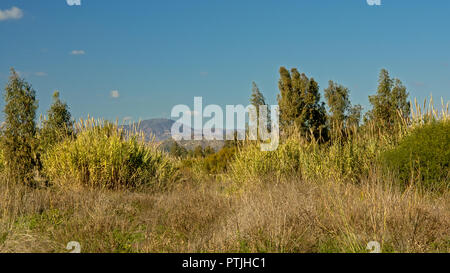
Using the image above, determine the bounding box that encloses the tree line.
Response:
[1,68,73,185]
[1,66,411,184]
[253,66,410,142]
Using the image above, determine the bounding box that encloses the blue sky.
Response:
[0,0,449,123]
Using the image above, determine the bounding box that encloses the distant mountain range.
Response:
[121,118,176,141]
[121,118,239,151]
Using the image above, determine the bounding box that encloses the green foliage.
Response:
[169,141,188,158]
[277,67,328,141]
[382,121,450,192]
[324,81,362,138]
[347,104,363,128]
[366,69,410,132]
[229,129,382,189]
[229,140,302,187]
[0,148,4,173]
[250,82,267,112]
[324,81,351,128]
[250,82,270,134]
[202,146,237,174]
[193,145,204,158]
[42,119,178,190]
[39,91,74,152]
[112,229,145,253]
[1,69,38,184]
[203,146,215,156]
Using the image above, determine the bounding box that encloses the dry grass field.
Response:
[1,173,448,253]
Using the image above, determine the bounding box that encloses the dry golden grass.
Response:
[1,175,448,253]
[0,97,448,253]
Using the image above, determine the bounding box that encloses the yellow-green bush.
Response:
[229,140,302,187]
[42,119,178,190]
[322,133,380,183]
[228,100,448,192]
[202,146,237,174]
[229,133,380,189]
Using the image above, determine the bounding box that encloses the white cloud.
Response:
[0,7,23,21]
[66,0,82,6]
[412,81,426,88]
[70,50,85,55]
[110,90,120,99]
[35,72,48,77]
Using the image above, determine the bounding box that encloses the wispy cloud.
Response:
[35,72,48,77]
[412,81,426,88]
[110,90,120,99]
[200,71,209,77]
[70,50,85,55]
[66,0,82,6]
[0,7,23,21]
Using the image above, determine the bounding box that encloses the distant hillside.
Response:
[119,118,251,151]
[160,138,226,153]
[121,118,229,151]
[121,118,175,141]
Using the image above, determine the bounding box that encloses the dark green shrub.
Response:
[168,141,188,158]
[202,146,237,174]
[382,121,449,192]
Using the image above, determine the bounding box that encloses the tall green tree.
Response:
[250,82,267,111]
[347,104,363,128]
[324,81,350,129]
[324,81,363,135]
[40,91,74,151]
[250,82,270,136]
[277,67,328,141]
[366,69,410,131]
[1,69,38,184]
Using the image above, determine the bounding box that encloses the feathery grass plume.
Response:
[410,95,449,126]
[229,96,448,193]
[228,125,379,190]
[42,117,179,190]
